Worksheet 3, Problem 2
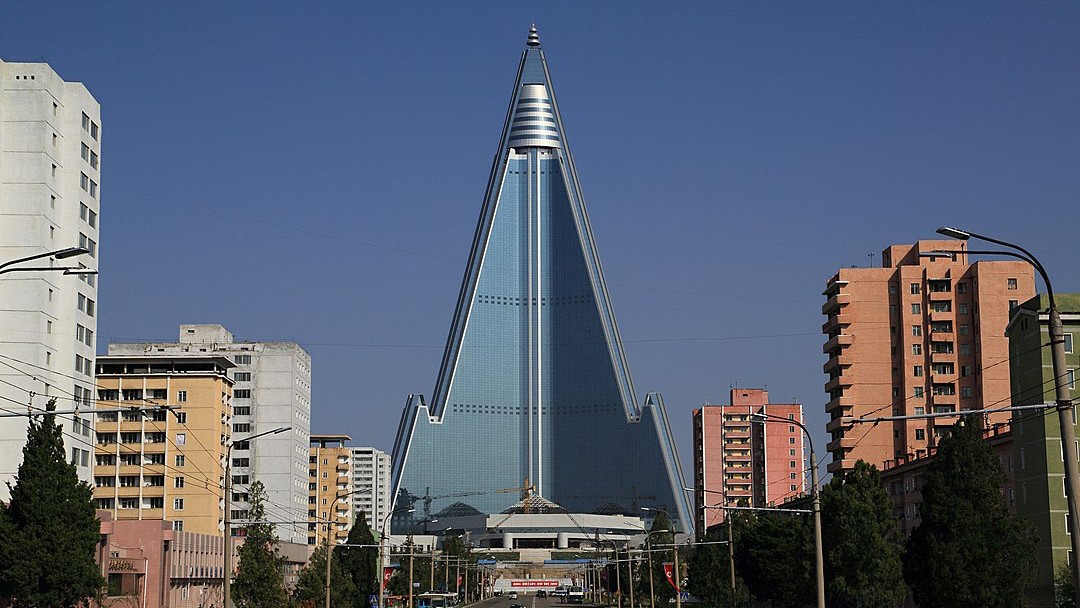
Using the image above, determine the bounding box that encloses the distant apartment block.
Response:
[0,58,101,499]
[352,446,391,532]
[692,389,805,533]
[822,240,1035,474]
[93,355,232,536]
[1009,294,1080,605]
[109,324,312,544]
[309,434,353,546]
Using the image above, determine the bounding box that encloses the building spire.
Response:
[526,24,540,47]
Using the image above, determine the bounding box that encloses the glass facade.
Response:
[390,35,692,534]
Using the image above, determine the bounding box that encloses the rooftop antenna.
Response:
[527,24,541,47]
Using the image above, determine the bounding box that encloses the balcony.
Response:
[724,451,751,462]
[726,477,753,486]
[821,293,851,315]
[724,426,751,438]
[928,310,953,323]
[824,374,853,393]
[931,369,957,383]
[826,436,859,453]
[336,461,349,472]
[928,290,953,302]
[825,417,852,434]
[930,350,955,363]
[824,395,856,414]
[822,334,854,354]
[822,355,853,374]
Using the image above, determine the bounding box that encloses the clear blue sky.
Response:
[5,2,1078,472]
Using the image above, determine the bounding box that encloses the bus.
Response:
[567,587,585,604]
[416,593,457,608]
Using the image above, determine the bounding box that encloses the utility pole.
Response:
[726,510,735,608]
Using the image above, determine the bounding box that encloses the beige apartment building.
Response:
[93,355,232,536]
[822,240,1034,474]
[310,434,353,546]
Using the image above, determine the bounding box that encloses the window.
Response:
[958,324,969,336]
[790,461,796,467]
[789,437,796,444]
[90,151,98,169]
[1070,370,1076,391]
[322,471,328,478]
[174,498,185,510]
[173,521,184,532]
[89,180,97,198]
[82,113,90,131]
[234,389,252,399]
[914,406,925,415]
[958,303,969,315]
[956,282,967,294]
[81,142,89,161]
[911,303,921,314]
[789,473,797,479]
[176,455,185,467]
[232,440,250,450]
[232,458,250,467]
[88,209,97,227]
[790,449,796,456]
[1008,278,1018,290]
[235,354,252,365]
[914,387,924,398]
[914,366,924,377]
[176,433,186,446]
[961,386,973,398]
[175,477,185,488]
[80,173,89,191]
[961,365,972,377]
[234,372,252,382]
[912,325,922,337]
[234,406,251,416]
[176,412,187,424]
[915,429,925,441]
[177,390,187,403]
[233,423,251,433]
[1066,334,1074,354]
[960,343,972,356]
[910,283,921,295]
[1009,300,1019,310]
[912,344,922,355]
[90,121,99,140]
[790,485,798,492]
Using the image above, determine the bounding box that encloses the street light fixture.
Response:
[379,506,416,608]
[638,526,670,608]
[749,412,824,608]
[642,508,681,608]
[326,488,373,608]
[0,246,93,276]
[223,425,290,608]
[937,225,1078,603]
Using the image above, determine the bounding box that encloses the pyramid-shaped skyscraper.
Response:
[390,27,692,534]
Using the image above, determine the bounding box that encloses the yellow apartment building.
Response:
[309,434,353,546]
[93,355,233,536]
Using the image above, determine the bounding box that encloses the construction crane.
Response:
[421,487,487,519]
[496,476,536,513]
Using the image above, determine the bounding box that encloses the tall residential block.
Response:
[822,240,1035,473]
[352,446,391,533]
[692,389,805,533]
[390,27,692,534]
[1008,294,1080,605]
[93,355,233,536]
[109,324,312,544]
[309,434,353,546]
[0,58,101,499]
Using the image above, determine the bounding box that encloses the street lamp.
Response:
[379,506,416,608]
[749,413,824,608]
[937,225,1079,603]
[408,518,438,608]
[639,527,670,608]
[223,425,290,608]
[326,488,373,608]
[0,246,92,276]
[642,508,681,608]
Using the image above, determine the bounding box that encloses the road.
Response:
[477,595,599,608]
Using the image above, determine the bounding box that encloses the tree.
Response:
[339,511,379,601]
[903,418,1038,607]
[293,543,356,608]
[734,511,814,607]
[232,481,289,608]
[820,460,906,608]
[685,524,749,607]
[1057,561,1076,608]
[0,399,105,607]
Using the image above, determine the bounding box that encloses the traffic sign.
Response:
[680,592,689,602]
[369,595,378,606]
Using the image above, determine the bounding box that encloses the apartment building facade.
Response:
[822,240,1035,474]
[1009,294,1080,606]
[692,389,805,533]
[309,434,353,546]
[93,355,232,536]
[109,324,312,544]
[352,446,391,533]
[0,58,101,499]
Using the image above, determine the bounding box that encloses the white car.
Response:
[508,592,519,600]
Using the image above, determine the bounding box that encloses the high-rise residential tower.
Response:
[309,434,353,546]
[0,58,101,499]
[692,389,805,533]
[92,354,233,536]
[351,446,391,532]
[109,325,312,544]
[822,240,1034,473]
[390,27,692,534]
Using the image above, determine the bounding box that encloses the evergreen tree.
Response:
[339,511,379,601]
[232,481,289,608]
[0,399,104,607]
[293,543,356,608]
[820,460,906,608]
[733,511,814,607]
[903,418,1038,607]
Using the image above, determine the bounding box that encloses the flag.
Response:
[662,562,680,592]
[383,567,395,587]
[456,575,463,590]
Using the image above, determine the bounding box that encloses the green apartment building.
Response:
[1009,294,1080,605]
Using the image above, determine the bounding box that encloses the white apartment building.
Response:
[351,446,391,532]
[109,325,312,544]
[0,58,101,500]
